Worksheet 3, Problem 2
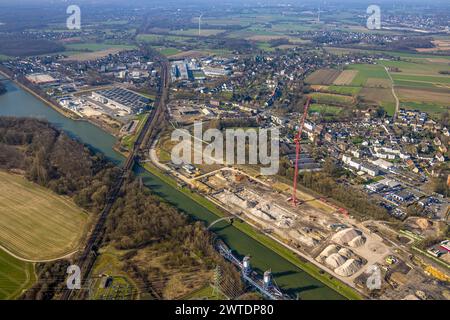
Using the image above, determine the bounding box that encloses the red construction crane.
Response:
[291,97,311,206]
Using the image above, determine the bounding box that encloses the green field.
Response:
[91,247,138,300]
[325,46,450,61]
[391,74,450,85]
[121,113,150,150]
[309,92,355,106]
[153,47,183,56]
[170,29,225,37]
[393,79,438,89]
[308,59,449,117]
[64,43,137,52]
[256,42,276,52]
[0,249,35,299]
[309,104,343,115]
[346,64,390,86]
[136,34,194,44]
[379,59,450,76]
[377,57,450,115]
[0,171,88,261]
[400,101,449,114]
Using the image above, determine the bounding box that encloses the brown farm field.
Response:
[396,87,450,105]
[0,171,88,261]
[359,87,395,104]
[416,40,450,53]
[333,70,358,85]
[365,78,391,88]
[62,48,129,61]
[246,35,287,41]
[305,69,342,85]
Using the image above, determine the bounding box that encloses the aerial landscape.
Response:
[0,0,448,310]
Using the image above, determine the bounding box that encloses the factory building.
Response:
[91,87,151,114]
[202,66,231,77]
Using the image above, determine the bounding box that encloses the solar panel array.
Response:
[96,87,151,113]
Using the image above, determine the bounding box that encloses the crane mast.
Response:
[291,97,311,206]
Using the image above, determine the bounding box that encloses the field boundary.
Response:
[0,244,78,263]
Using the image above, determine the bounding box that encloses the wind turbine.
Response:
[317,6,324,23]
[198,13,203,36]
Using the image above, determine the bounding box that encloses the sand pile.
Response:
[416,218,432,230]
[334,259,362,277]
[349,235,366,247]
[316,244,339,261]
[325,253,346,268]
[290,230,318,246]
[332,228,366,247]
[338,248,353,259]
[322,244,339,256]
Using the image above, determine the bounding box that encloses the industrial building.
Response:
[202,66,231,77]
[91,87,151,114]
[171,61,190,81]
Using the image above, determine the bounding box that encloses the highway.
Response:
[61,58,170,300]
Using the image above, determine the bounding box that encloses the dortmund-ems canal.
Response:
[0,78,344,300]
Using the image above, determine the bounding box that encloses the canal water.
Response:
[0,78,344,300]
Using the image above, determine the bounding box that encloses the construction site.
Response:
[197,168,391,282]
[149,98,450,300]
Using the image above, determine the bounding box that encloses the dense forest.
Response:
[0,35,65,57]
[0,117,242,299]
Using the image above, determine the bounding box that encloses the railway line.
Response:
[61,58,170,300]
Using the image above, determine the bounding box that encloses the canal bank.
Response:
[0,77,352,300]
[0,70,121,137]
[142,161,362,300]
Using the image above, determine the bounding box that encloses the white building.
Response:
[342,155,362,170]
[360,163,380,177]
[371,158,393,170]
[202,66,230,77]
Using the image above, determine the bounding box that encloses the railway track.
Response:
[61,58,170,300]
